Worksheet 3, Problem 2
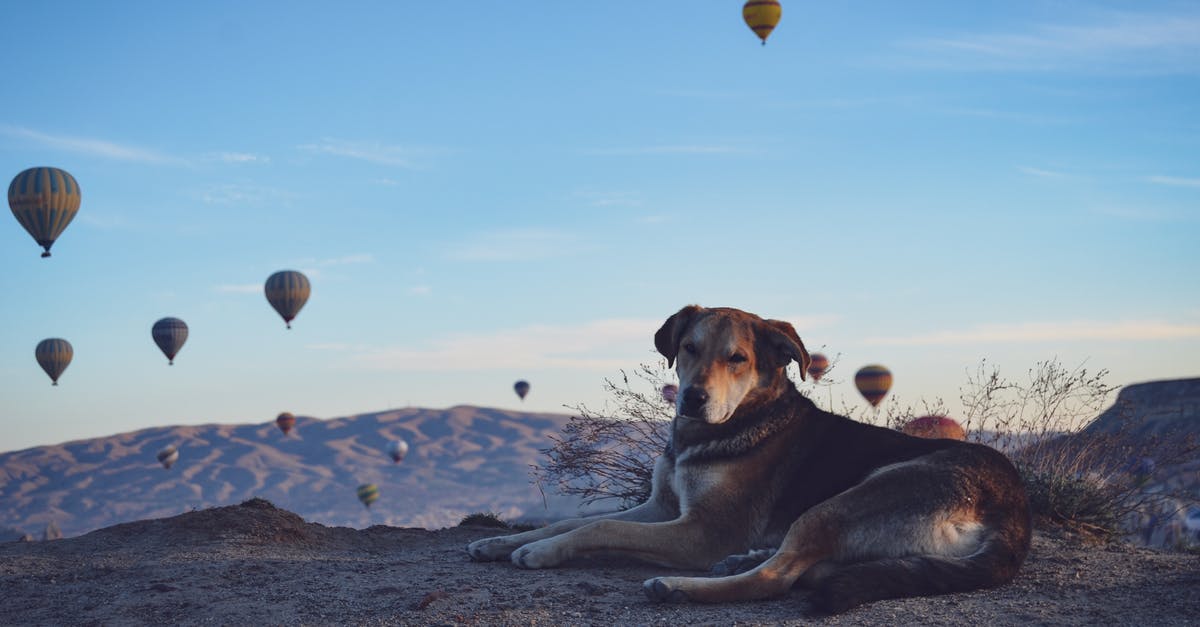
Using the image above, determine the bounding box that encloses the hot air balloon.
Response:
[276,412,296,436]
[514,380,530,401]
[8,167,81,258]
[387,439,409,463]
[35,338,73,386]
[854,364,892,407]
[807,353,829,382]
[661,384,678,404]
[264,270,310,329]
[743,0,782,45]
[356,483,380,509]
[902,415,966,441]
[156,445,180,469]
[151,317,189,365]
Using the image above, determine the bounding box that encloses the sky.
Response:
[2,1,1198,453]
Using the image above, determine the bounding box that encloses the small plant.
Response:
[458,512,512,529]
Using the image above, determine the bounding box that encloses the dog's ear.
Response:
[761,319,812,379]
[655,305,704,368]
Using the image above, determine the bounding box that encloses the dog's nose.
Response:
[680,386,708,416]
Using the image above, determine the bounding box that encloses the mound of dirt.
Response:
[1,499,1197,625]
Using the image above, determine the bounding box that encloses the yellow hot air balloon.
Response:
[356,483,380,509]
[8,167,82,258]
[855,364,893,407]
[264,270,310,329]
[743,0,782,45]
[35,338,73,386]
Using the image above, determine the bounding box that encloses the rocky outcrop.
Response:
[1085,378,1200,438]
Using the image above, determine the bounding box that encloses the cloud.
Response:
[898,11,1200,74]
[198,183,297,206]
[444,228,582,261]
[212,152,269,164]
[1145,175,1200,188]
[214,284,261,294]
[587,144,750,156]
[574,189,644,208]
[1018,166,1069,179]
[864,320,1200,346]
[409,285,432,296]
[299,138,442,168]
[1,125,183,164]
[350,318,663,371]
[315,253,374,266]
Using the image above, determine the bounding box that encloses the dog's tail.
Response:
[811,537,1027,614]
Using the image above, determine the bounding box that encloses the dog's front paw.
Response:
[643,577,691,603]
[711,548,775,576]
[466,536,522,562]
[511,539,564,569]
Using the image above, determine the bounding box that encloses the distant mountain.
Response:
[1084,377,1200,438]
[0,406,595,538]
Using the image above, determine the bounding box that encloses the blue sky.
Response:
[2,1,1198,452]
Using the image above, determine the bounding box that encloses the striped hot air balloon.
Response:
[806,353,830,382]
[151,317,189,365]
[264,270,311,329]
[276,412,296,436]
[156,445,180,469]
[742,0,782,45]
[356,483,380,509]
[8,167,82,258]
[854,364,892,407]
[35,338,73,386]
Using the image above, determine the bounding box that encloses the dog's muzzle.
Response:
[679,386,709,419]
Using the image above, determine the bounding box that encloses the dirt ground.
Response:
[1,499,1197,626]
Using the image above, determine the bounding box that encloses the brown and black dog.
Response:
[468,305,1031,613]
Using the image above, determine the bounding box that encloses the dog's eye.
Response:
[729,353,748,364]
[682,342,697,355]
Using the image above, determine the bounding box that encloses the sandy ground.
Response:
[1,499,1197,626]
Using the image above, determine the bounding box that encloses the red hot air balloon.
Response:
[276,412,296,436]
[514,380,530,401]
[806,353,830,382]
[902,415,966,441]
[854,364,892,407]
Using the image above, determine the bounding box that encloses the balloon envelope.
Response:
[902,415,966,441]
[387,439,409,463]
[807,353,829,382]
[854,365,893,407]
[156,445,179,469]
[35,338,73,385]
[152,317,189,365]
[356,483,380,508]
[514,380,530,400]
[8,167,81,258]
[276,412,296,435]
[264,270,311,329]
[742,0,782,44]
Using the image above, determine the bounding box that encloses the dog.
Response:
[467,305,1031,613]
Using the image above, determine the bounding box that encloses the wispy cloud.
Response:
[211,152,269,164]
[1145,175,1200,188]
[197,183,298,206]
[350,318,662,371]
[214,284,261,294]
[865,320,1200,346]
[587,144,750,156]
[1018,166,1069,179]
[897,11,1200,74]
[1,125,184,164]
[299,138,442,168]
[409,285,432,296]
[574,189,644,208]
[444,228,583,262]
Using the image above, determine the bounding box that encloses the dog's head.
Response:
[654,305,811,425]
